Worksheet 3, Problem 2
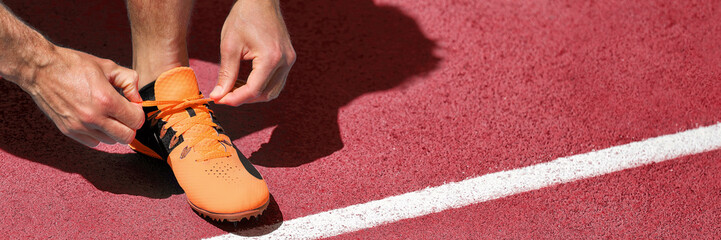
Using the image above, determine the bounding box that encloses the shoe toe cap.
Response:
[174,157,270,214]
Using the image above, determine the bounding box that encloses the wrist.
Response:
[0,33,57,88]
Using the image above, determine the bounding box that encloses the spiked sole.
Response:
[189,198,269,222]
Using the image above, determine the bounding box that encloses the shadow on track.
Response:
[0,0,439,234]
[191,0,440,167]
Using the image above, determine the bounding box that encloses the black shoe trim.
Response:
[139,81,156,101]
[235,147,262,180]
[135,81,167,159]
[160,127,184,152]
[136,105,169,159]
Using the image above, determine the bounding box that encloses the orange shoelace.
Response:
[142,95,232,161]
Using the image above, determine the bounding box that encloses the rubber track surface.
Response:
[1,0,720,238]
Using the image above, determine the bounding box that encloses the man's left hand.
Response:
[210,0,296,106]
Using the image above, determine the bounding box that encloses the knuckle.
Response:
[249,89,263,99]
[97,59,117,71]
[81,64,97,74]
[121,130,136,144]
[258,94,274,103]
[287,50,297,65]
[93,91,112,107]
[66,120,85,133]
[101,59,116,66]
[58,125,71,135]
[266,51,283,64]
[220,42,237,54]
[77,109,96,124]
[129,71,139,82]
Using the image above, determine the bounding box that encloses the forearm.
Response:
[0,3,55,85]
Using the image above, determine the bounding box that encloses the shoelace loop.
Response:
[141,95,232,162]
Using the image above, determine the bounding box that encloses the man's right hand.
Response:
[17,47,145,147]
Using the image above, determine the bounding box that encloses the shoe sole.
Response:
[189,198,269,222]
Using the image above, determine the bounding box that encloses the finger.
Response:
[211,45,242,100]
[104,91,145,130]
[261,66,290,101]
[97,59,142,103]
[106,65,142,103]
[88,129,118,144]
[93,63,144,130]
[93,118,137,144]
[217,58,278,106]
[68,133,100,147]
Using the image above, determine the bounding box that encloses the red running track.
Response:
[1,0,721,238]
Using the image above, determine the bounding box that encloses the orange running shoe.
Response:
[129,67,269,222]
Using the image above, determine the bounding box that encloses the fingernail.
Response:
[210,86,221,97]
[217,96,229,105]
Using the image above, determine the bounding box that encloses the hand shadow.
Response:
[190,0,441,167]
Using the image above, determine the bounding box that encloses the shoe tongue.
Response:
[154,67,200,101]
[152,67,227,155]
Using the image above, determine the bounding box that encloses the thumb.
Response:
[96,61,145,130]
[91,57,142,103]
[211,46,242,101]
[106,66,142,103]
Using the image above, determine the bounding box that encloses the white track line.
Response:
[207,123,721,240]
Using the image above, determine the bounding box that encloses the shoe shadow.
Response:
[190,0,441,167]
[197,194,284,236]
